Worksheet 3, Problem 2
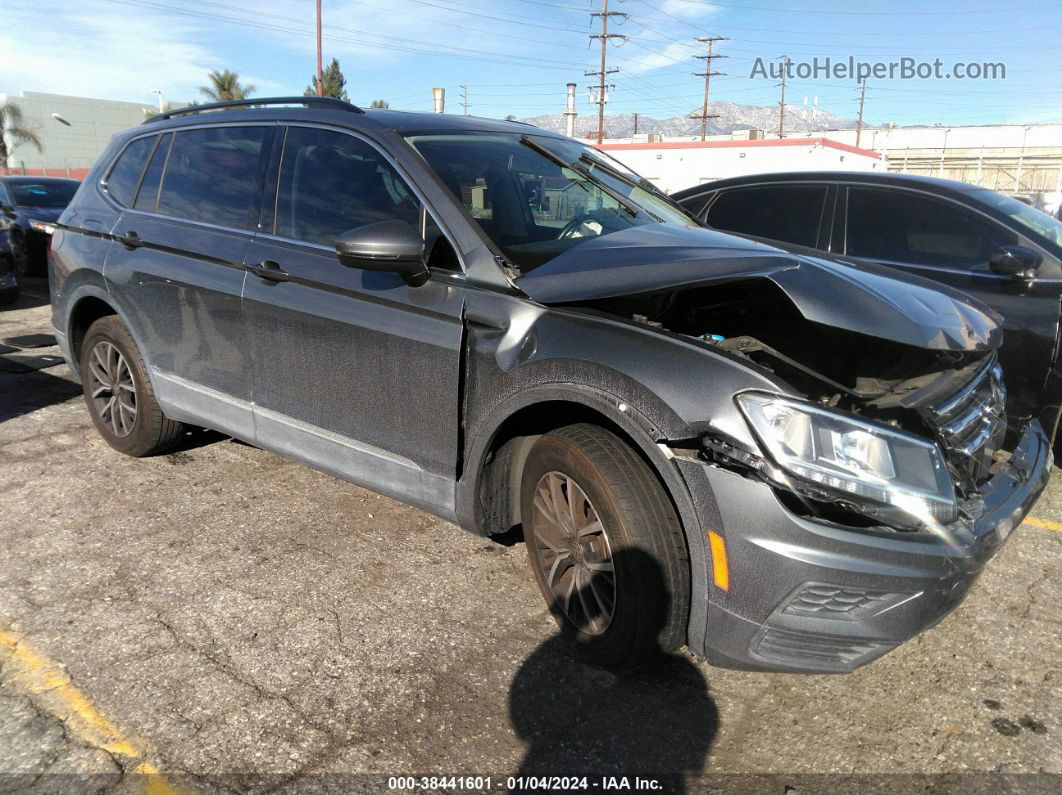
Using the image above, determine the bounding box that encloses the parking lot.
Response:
[1,277,1059,792]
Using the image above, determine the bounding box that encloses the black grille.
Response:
[782,583,901,619]
[752,626,887,670]
[925,360,1007,491]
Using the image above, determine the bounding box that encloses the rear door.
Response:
[104,123,272,439]
[841,185,1061,419]
[242,123,465,514]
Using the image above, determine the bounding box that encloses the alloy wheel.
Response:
[87,340,137,437]
[529,470,616,635]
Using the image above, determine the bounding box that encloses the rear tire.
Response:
[11,232,35,277]
[521,423,690,669]
[80,316,184,456]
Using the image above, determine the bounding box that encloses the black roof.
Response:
[138,95,557,138]
[671,170,996,200]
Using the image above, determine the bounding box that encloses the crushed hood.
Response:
[514,224,1001,352]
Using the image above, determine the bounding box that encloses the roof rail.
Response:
[143,96,364,124]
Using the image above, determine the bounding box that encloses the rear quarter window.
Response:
[103,136,157,206]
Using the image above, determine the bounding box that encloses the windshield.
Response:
[970,188,1062,250]
[9,181,79,208]
[403,132,697,271]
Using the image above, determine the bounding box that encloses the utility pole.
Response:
[691,36,727,141]
[315,0,323,96]
[632,112,639,136]
[855,78,866,148]
[777,54,790,139]
[460,85,469,115]
[588,0,626,144]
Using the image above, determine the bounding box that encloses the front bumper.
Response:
[678,419,1052,673]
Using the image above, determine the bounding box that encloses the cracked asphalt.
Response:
[1,277,1059,793]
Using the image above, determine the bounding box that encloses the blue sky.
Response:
[2,0,1061,126]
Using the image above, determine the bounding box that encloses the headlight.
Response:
[736,392,957,529]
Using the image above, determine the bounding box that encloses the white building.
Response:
[597,137,886,194]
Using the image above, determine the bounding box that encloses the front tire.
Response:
[80,316,184,456]
[521,423,690,669]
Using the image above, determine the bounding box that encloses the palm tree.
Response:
[0,101,43,168]
[199,70,255,102]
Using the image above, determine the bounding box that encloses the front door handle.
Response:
[116,230,142,249]
[246,259,290,282]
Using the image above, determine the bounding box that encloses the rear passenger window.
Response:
[133,133,171,212]
[104,136,156,206]
[705,185,828,249]
[157,126,268,229]
[275,127,421,247]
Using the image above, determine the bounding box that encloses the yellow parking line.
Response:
[0,627,179,794]
[1025,517,1062,532]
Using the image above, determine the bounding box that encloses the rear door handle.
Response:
[116,230,142,249]
[246,259,290,282]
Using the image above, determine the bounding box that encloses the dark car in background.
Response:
[0,176,81,277]
[48,98,1050,674]
[673,172,1062,445]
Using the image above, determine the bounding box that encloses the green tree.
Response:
[369,99,389,109]
[0,101,42,167]
[305,58,349,101]
[505,114,517,121]
[199,69,255,102]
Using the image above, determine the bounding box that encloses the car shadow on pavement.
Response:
[0,367,82,423]
[508,549,718,793]
[4,276,51,310]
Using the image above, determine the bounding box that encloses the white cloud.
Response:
[660,0,719,19]
[0,0,453,105]
[0,1,224,105]
[614,41,695,77]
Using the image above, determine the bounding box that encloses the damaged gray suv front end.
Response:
[507,218,1052,672]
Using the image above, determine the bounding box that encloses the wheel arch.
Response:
[456,384,715,653]
[67,293,120,374]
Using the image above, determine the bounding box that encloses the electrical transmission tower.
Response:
[690,36,727,142]
[856,78,867,148]
[777,54,790,139]
[587,0,627,144]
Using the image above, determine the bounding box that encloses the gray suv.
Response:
[50,98,1051,673]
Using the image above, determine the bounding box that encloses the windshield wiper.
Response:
[578,153,702,224]
[519,135,639,218]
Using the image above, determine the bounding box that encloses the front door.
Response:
[242,124,465,515]
[841,185,1061,421]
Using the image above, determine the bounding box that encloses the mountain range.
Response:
[520,99,863,138]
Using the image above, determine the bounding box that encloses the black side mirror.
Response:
[990,244,1042,279]
[0,203,16,219]
[334,220,430,287]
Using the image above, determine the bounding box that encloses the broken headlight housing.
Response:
[736,392,957,530]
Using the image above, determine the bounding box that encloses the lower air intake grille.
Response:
[752,627,888,670]
[782,583,901,620]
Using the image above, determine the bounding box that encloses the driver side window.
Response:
[276,127,421,247]
[276,126,459,271]
[845,188,1017,272]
